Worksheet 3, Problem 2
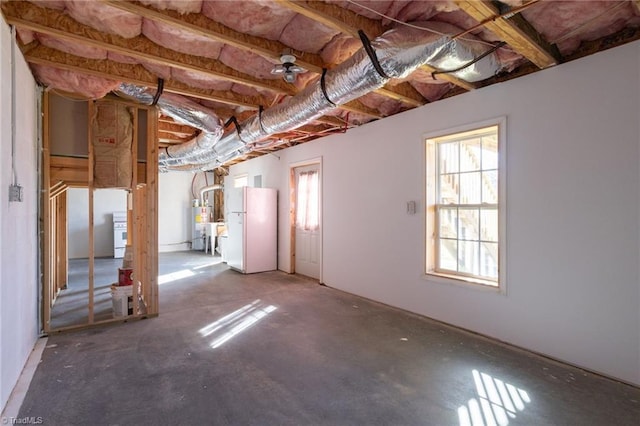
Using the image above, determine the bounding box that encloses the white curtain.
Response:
[296,171,319,231]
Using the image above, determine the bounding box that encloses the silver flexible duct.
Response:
[156,22,500,171]
[200,184,223,206]
[116,84,224,163]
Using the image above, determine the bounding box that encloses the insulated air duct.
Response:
[116,84,224,163]
[146,22,501,172]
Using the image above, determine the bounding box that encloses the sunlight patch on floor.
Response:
[458,370,531,426]
[199,300,277,349]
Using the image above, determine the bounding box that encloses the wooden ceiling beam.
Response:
[275,0,381,40]
[104,0,424,107]
[157,121,198,137]
[158,132,192,143]
[24,45,268,109]
[276,0,476,92]
[456,0,561,69]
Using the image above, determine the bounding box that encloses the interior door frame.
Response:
[289,157,323,283]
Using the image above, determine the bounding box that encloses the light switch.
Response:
[406,200,416,215]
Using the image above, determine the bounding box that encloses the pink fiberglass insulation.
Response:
[331,109,374,126]
[199,98,243,112]
[335,0,455,24]
[358,92,406,116]
[522,1,640,55]
[292,72,319,91]
[404,68,450,85]
[141,61,172,80]
[201,0,296,41]
[142,19,223,60]
[107,52,140,65]
[139,0,203,14]
[409,81,453,102]
[37,33,107,60]
[321,34,362,64]
[495,46,526,73]
[230,83,280,102]
[65,0,142,39]
[432,10,495,42]
[171,68,233,91]
[16,28,35,45]
[335,0,398,20]
[279,14,339,53]
[394,1,456,22]
[32,65,120,99]
[218,45,280,80]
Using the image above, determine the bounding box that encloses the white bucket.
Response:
[111,285,133,317]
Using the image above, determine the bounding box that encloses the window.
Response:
[233,174,248,188]
[296,170,319,231]
[426,120,505,288]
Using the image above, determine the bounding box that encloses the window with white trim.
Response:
[426,121,505,288]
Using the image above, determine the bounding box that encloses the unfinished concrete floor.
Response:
[18,251,640,425]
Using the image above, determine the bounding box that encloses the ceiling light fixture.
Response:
[271,53,305,84]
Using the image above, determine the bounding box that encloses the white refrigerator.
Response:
[225,187,277,273]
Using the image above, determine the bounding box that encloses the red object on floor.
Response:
[118,268,133,286]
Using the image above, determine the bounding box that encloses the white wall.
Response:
[0,19,39,412]
[229,41,640,386]
[67,188,127,259]
[66,166,210,256]
[158,171,194,252]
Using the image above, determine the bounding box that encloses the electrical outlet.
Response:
[9,184,23,202]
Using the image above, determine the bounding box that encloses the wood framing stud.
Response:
[456,0,561,69]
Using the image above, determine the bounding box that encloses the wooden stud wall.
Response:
[42,96,159,332]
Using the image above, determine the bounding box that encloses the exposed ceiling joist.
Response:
[157,121,198,138]
[104,0,425,108]
[276,0,476,92]
[456,0,561,69]
[24,44,269,109]
[275,0,380,40]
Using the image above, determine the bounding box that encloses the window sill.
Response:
[425,271,503,294]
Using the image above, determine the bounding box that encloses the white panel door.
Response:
[294,164,321,279]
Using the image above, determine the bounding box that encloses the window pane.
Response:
[481,134,498,170]
[482,171,498,204]
[439,239,457,271]
[480,242,498,279]
[458,208,479,240]
[438,173,459,204]
[459,240,479,275]
[439,208,457,238]
[439,142,459,174]
[480,209,498,242]
[460,138,481,172]
[459,172,481,204]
